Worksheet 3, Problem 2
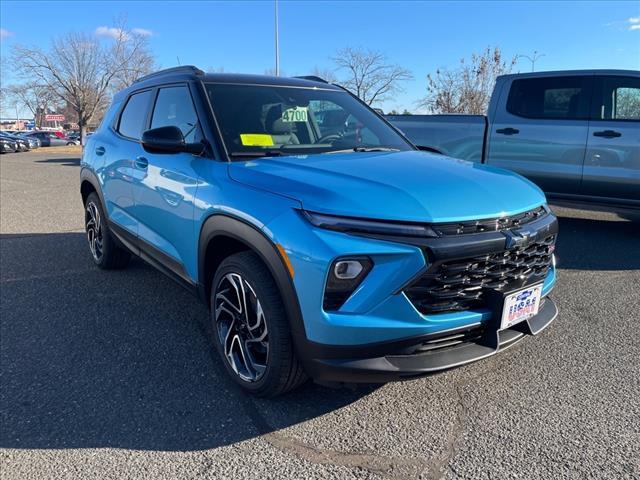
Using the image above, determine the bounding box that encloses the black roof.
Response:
[114,65,341,101]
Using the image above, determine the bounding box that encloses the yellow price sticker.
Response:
[240,134,274,147]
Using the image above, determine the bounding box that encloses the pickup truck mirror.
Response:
[141,126,204,155]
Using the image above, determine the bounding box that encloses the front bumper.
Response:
[267,205,559,382]
[303,296,557,383]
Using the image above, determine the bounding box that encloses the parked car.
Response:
[0,132,29,151]
[24,130,77,147]
[10,132,40,149]
[0,136,18,153]
[387,70,640,210]
[81,66,559,396]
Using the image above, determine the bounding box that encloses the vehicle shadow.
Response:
[35,157,81,167]
[1,211,635,451]
[0,232,376,452]
[554,214,640,270]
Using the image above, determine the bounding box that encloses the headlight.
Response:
[301,210,438,237]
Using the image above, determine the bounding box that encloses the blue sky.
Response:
[1,0,639,116]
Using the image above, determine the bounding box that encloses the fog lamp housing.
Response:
[323,256,373,311]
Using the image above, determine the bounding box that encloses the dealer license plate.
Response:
[500,284,542,330]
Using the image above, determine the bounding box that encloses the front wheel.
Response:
[84,192,130,269]
[211,251,307,396]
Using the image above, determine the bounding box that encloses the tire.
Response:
[211,251,307,397]
[84,192,131,269]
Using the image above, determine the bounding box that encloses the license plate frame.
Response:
[500,283,543,330]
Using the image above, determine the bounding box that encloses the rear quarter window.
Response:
[117,90,152,140]
[592,76,640,121]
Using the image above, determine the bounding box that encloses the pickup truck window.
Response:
[205,83,412,158]
[592,76,640,121]
[507,76,592,120]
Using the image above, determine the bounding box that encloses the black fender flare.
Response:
[80,168,107,212]
[198,214,308,344]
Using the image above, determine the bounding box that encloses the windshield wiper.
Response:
[353,146,400,152]
[229,150,284,159]
[326,146,400,154]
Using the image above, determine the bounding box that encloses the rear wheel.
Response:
[211,251,307,396]
[84,192,130,269]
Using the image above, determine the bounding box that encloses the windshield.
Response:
[205,83,413,159]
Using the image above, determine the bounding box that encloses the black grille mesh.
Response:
[405,235,555,314]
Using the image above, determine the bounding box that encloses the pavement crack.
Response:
[262,430,429,479]
[425,361,509,479]
[424,382,468,480]
[234,390,429,479]
[1,269,94,283]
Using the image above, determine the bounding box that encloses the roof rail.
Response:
[293,75,329,84]
[135,65,204,84]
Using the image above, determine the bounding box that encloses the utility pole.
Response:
[517,51,546,72]
[275,0,280,76]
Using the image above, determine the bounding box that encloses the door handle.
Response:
[496,127,520,135]
[135,156,149,169]
[593,130,621,138]
[95,146,105,156]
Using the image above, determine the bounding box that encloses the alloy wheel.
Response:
[214,273,269,382]
[85,201,103,261]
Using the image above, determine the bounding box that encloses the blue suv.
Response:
[80,66,559,396]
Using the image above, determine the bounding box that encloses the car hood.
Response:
[228,150,546,223]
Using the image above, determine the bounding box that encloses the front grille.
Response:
[405,235,555,315]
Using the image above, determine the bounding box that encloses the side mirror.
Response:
[141,126,205,155]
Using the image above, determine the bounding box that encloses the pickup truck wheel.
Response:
[211,251,307,397]
[84,192,130,269]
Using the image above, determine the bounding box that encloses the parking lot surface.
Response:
[1,150,639,479]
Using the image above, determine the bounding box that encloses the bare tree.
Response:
[110,29,156,91]
[7,82,59,128]
[332,47,412,106]
[0,57,13,117]
[420,47,516,114]
[12,23,154,142]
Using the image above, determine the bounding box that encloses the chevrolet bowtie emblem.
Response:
[503,229,531,249]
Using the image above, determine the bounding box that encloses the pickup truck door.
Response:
[582,75,640,204]
[486,75,593,195]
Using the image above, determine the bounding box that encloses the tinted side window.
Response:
[507,76,591,120]
[118,90,152,140]
[151,86,200,142]
[592,76,640,121]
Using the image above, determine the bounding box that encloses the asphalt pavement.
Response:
[1,150,638,479]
